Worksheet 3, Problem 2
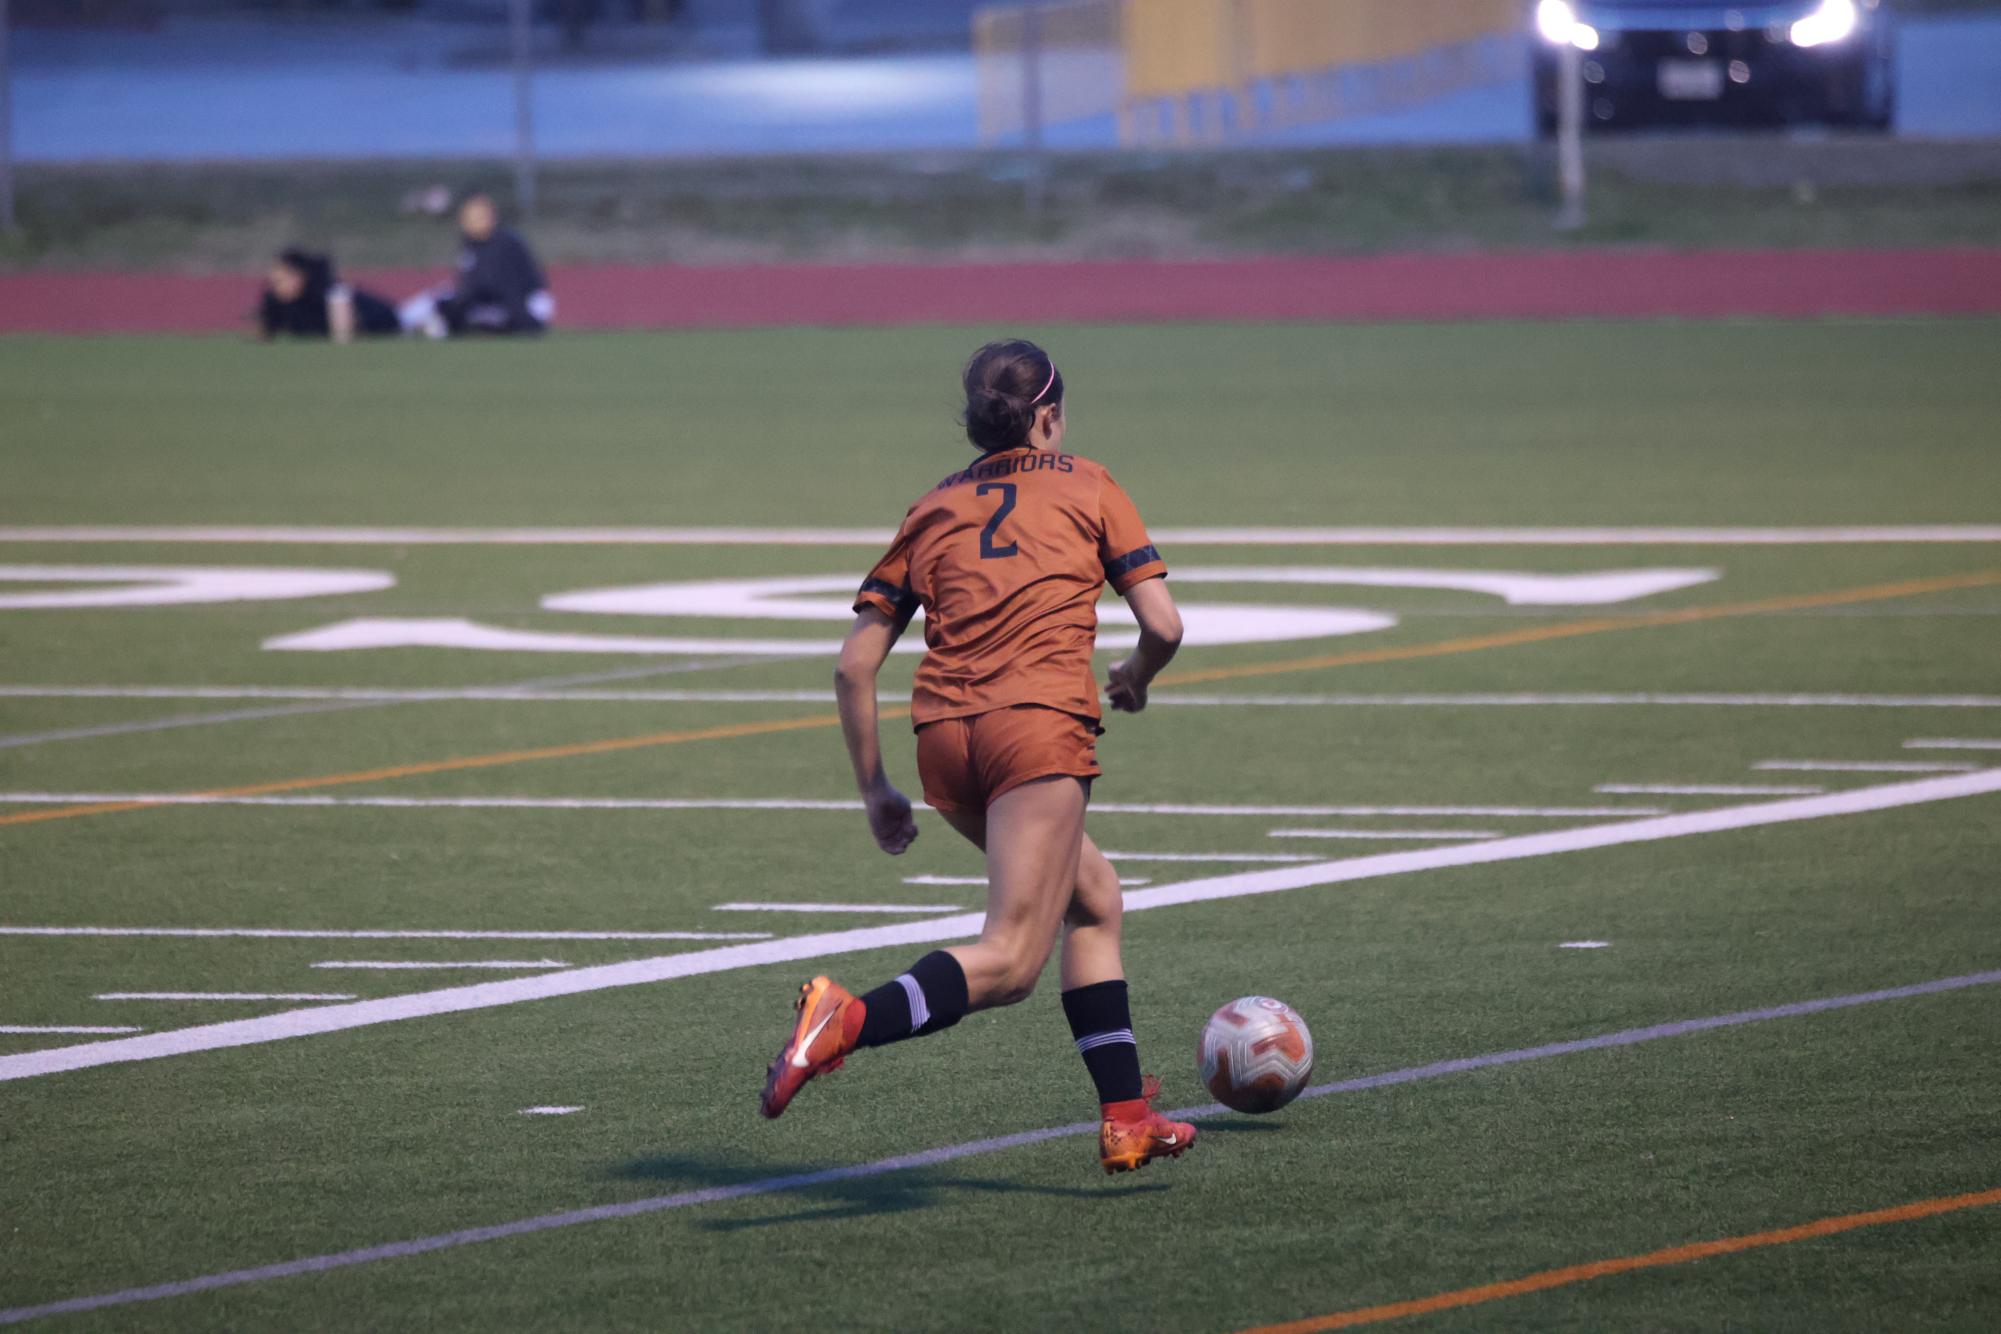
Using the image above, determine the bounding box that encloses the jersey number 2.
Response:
[977,482,1019,559]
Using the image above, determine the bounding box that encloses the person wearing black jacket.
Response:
[400,194,556,338]
[256,250,401,343]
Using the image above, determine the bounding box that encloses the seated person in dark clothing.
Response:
[398,194,555,338]
[257,250,400,343]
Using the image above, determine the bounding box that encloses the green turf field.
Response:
[3,321,2000,1331]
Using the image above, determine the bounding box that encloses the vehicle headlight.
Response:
[1791,0,1859,47]
[1535,0,1601,50]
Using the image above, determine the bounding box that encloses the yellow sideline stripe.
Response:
[3,569,1993,832]
[1155,569,2001,690]
[1237,1185,2001,1332]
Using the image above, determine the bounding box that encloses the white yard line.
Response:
[711,903,963,915]
[4,686,2001,712]
[1595,783,1825,796]
[517,1106,582,1116]
[6,767,1996,1085]
[1754,760,1980,774]
[0,927,770,942]
[0,659,769,752]
[900,875,1150,887]
[0,793,861,812]
[1100,851,1323,863]
[0,1025,143,1034]
[0,686,843,704]
[1266,828,1501,841]
[1559,941,1612,949]
[6,524,2000,545]
[8,686,2001,711]
[96,993,354,1002]
[10,967,2000,1327]
[1904,738,2001,751]
[0,700,396,752]
[0,792,1667,819]
[309,961,571,971]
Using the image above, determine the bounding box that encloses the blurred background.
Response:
[0,0,1997,306]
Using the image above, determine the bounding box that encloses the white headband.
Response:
[1030,363,1059,405]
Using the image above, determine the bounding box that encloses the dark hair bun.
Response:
[963,385,1036,453]
[960,338,1062,454]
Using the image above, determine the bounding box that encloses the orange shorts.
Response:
[915,705,1103,816]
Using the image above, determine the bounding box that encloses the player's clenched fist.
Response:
[1106,658,1149,713]
[865,783,919,855]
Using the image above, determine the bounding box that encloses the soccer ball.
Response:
[1197,996,1315,1114]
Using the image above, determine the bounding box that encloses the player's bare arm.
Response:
[834,606,919,855]
[1106,576,1183,714]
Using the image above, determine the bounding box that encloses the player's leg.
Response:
[1060,834,1122,990]
[396,286,450,339]
[1057,837,1192,1171]
[942,774,1086,1007]
[940,767,1189,1172]
[758,776,1082,1119]
[852,774,1083,1040]
[923,815,1121,991]
[761,723,969,1118]
[1059,837,1138,1104]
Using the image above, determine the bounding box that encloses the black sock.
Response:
[1061,979,1143,1104]
[856,950,970,1049]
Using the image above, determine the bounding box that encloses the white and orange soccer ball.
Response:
[1197,996,1315,1114]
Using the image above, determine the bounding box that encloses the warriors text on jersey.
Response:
[854,446,1167,726]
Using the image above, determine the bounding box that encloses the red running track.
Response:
[3,248,2000,335]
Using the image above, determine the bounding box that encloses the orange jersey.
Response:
[854,446,1167,727]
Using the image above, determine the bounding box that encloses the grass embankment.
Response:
[3,138,1999,273]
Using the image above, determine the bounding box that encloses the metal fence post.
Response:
[1555,40,1586,231]
[511,0,538,220]
[0,0,16,235]
[1021,1,1046,226]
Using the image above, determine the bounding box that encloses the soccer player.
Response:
[397,194,555,339]
[760,340,1197,1175]
[255,250,400,343]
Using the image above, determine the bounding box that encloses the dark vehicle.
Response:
[1532,0,1896,132]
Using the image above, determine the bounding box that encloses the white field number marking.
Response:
[265,566,1716,657]
[0,566,392,610]
[3,524,1997,545]
[542,568,1718,617]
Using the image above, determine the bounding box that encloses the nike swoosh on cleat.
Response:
[1157,1133,1178,1148]
[789,1008,837,1069]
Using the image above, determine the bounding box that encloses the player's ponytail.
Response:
[961,340,1063,454]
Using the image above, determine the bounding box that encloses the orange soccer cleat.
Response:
[1098,1075,1197,1175]
[760,975,865,1120]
